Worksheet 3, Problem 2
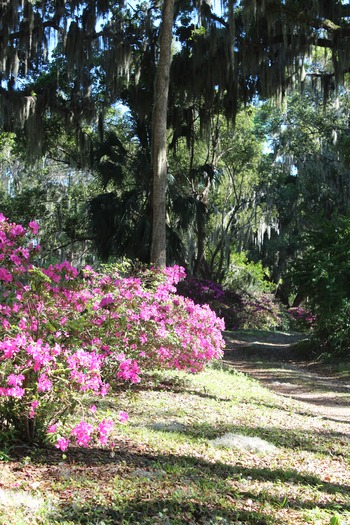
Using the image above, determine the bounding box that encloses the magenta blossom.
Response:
[119,411,129,423]
[28,221,39,235]
[56,437,70,451]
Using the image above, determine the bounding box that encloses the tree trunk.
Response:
[150,0,174,267]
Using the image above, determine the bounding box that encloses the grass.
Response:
[0,361,349,525]
[224,329,350,381]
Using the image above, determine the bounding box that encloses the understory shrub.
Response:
[287,306,316,332]
[177,276,283,331]
[238,291,283,330]
[176,277,242,330]
[290,215,350,356]
[0,215,225,449]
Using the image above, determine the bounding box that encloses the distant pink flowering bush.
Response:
[288,307,316,331]
[0,215,225,449]
[176,276,285,331]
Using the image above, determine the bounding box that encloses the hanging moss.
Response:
[1,0,350,161]
[0,0,134,160]
[239,0,350,103]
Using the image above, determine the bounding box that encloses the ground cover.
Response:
[1,331,349,525]
[223,330,350,422]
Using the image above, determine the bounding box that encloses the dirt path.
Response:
[223,331,350,424]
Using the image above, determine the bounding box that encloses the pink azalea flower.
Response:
[99,295,115,308]
[37,374,53,392]
[97,419,114,445]
[7,373,25,387]
[8,386,25,398]
[119,411,129,423]
[28,221,39,235]
[10,224,25,237]
[47,424,58,434]
[29,400,39,419]
[0,267,12,283]
[71,421,94,447]
[55,437,70,451]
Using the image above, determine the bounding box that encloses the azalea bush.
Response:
[176,276,242,330]
[237,292,283,330]
[177,275,283,331]
[287,306,316,332]
[0,215,225,449]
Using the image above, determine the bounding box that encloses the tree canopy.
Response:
[1,1,350,156]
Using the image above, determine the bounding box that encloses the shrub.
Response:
[0,215,225,449]
[238,292,283,330]
[290,215,350,356]
[177,276,283,331]
[176,276,242,330]
[287,307,316,332]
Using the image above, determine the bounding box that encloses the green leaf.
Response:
[329,515,342,525]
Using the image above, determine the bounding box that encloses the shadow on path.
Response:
[223,331,350,424]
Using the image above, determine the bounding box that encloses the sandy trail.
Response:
[223,331,350,424]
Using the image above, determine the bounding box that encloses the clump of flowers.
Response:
[237,292,283,330]
[288,307,316,331]
[0,215,225,449]
[177,276,242,330]
[177,277,225,303]
[176,275,284,331]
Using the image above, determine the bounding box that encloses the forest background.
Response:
[1,0,350,356]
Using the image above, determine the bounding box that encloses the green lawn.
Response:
[0,362,349,525]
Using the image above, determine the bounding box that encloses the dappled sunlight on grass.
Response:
[1,364,349,525]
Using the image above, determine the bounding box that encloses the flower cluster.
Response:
[237,292,282,330]
[288,307,316,331]
[176,275,283,331]
[177,276,225,304]
[0,215,225,450]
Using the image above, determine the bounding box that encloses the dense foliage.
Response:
[290,215,350,355]
[177,275,284,332]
